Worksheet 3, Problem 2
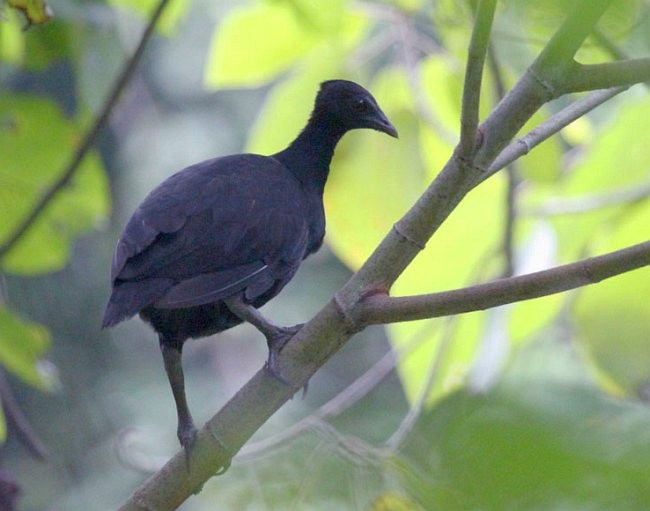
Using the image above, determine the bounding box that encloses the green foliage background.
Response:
[0,0,649,509]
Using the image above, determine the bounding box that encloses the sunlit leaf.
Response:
[246,47,345,155]
[516,108,561,182]
[0,95,110,274]
[205,2,325,89]
[0,12,25,64]
[0,308,52,390]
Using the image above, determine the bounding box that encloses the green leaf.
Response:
[397,337,650,510]
[205,2,326,89]
[0,11,25,64]
[530,96,650,261]
[0,95,110,274]
[246,46,346,155]
[575,200,650,396]
[516,109,561,182]
[0,308,52,390]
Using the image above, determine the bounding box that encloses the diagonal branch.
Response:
[487,85,628,175]
[0,0,171,261]
[353,240,650,326]
[459,0,497,158]
[118,1,638,509]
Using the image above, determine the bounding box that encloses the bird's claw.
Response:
[178,422,198,470]
[264,323,305,391]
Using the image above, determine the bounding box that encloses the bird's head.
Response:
[313,80,399,138]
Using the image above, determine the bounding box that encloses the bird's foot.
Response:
[265,323,304,391]
[177,420,198,470]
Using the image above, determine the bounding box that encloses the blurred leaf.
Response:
[200,432,388,509]
[23,19,71,70]
[0,16,72,70]
[0,95,110,274]
[0,308,51,390]
[530,96,650,260]
[0,12,25,64]
[419,54,470,138]
[206,0,365,89]
[107,0,188,34]
[499,0,640,62]
[561,114,593,146]
[397,337,650,510]
[247,46,345,154]
[370,491,423,511]
[575,199,650,395]
[7,0,53,27]
[205,2,325,89]
[516,108,561,182]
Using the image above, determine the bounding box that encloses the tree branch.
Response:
[562,58,650,93]
[487,86,627,175]
[117,1,644,508]
[0,0,171,261]
[353,240,650,326]
[459,0,497,158]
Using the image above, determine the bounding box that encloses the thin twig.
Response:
[486,43,518,277]
[459,0,497,158]
[0,0,171,260]
[0,368,47,460]
[487,86,628,175]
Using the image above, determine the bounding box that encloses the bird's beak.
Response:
[372,109,399,138]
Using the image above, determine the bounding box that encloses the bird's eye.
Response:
[352,98,372,114]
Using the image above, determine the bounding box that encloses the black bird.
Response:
[102,80,397,452]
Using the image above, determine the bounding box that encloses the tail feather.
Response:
[102,278,174,328]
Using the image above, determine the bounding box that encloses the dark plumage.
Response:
[102,79,397,452]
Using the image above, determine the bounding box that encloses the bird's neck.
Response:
[273,114,345,194]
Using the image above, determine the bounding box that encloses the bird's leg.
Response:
[224,294,303,385]
[159,338,197,458]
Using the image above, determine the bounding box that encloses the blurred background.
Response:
[1,0,650,509]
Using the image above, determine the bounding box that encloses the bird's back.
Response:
[102,153,317,335]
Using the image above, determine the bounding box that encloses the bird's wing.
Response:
[109,154,309,309]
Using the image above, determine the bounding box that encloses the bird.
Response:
[102,79,398,454]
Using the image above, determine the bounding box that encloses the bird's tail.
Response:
[102,278,173,329]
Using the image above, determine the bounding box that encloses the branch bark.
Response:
[117,1,649,508]
[353,240,650,326]
[0,0,170,261]
[563,59,650,93]
[459,0,497,157]
[488,86,627,175]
